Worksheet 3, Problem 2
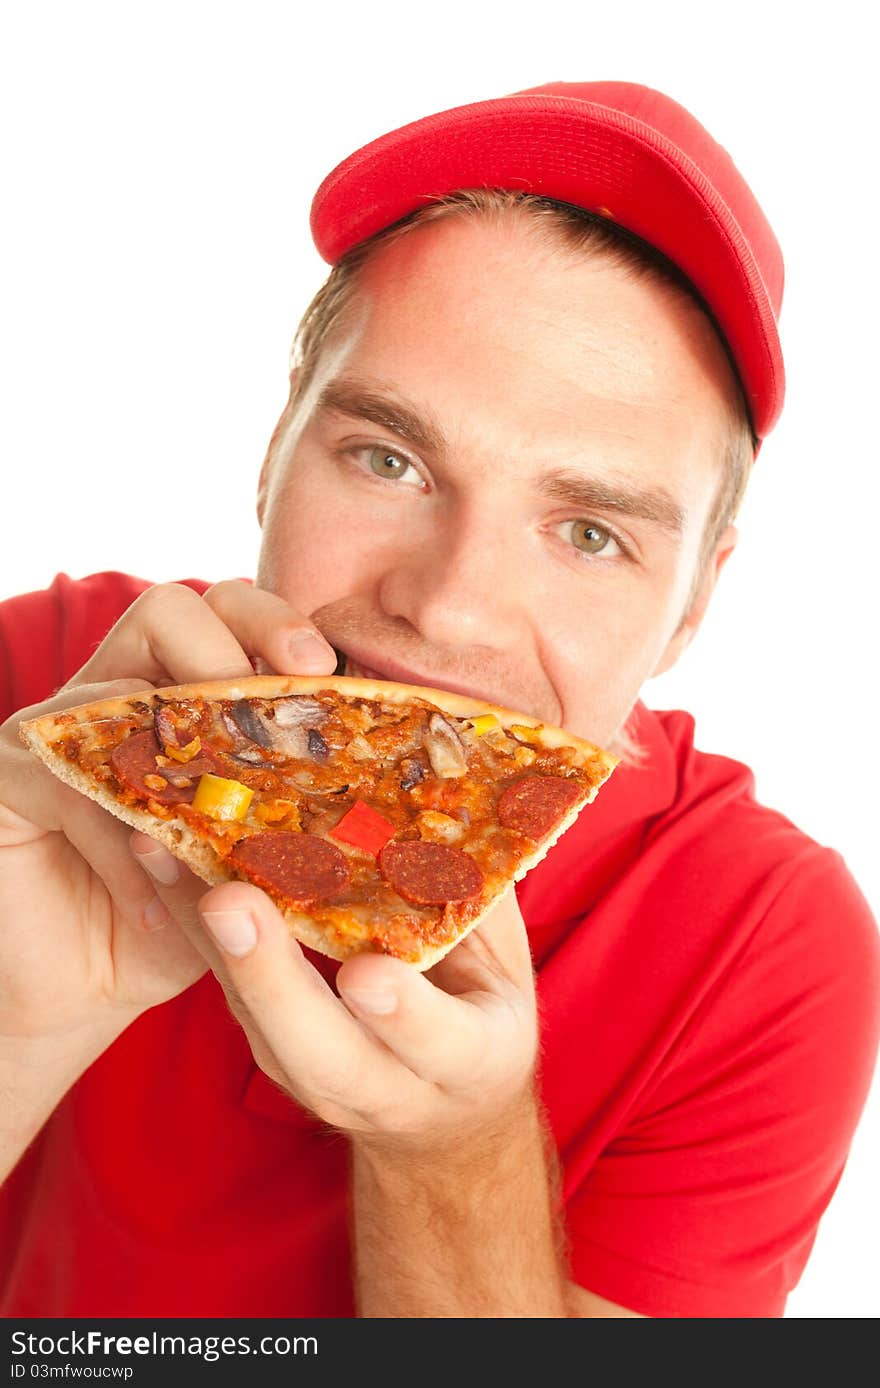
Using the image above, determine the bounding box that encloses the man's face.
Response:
[256,217,738,748]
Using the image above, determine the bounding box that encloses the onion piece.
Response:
[416,810,464,844]
[347,733,373,762]
[154,702,198,751]
[226,745,268,766]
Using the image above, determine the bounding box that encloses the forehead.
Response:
[320,217,735,506]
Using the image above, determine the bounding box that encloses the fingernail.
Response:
[143,896,170,932]
[288,629,337,672]
[341,987,398,1016]
[201,908,257,957]
[134,845,179,886]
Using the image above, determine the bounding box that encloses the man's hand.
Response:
[126,844,539,1145]
[0,574,561,1314]
[125,844,563,1317]
[0,580,338,1181]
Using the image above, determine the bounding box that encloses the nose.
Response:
[377,498,530,653]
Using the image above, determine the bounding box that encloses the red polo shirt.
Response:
[1,571,878,1318]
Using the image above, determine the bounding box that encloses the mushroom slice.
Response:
[228,699,272,747]
[399,753,428,790]
[220,702,274,764]
[424,713,468,778]
[307,729,330,761]
[273,696,328,728]
[220,697,330,764]
[268,697,330,760]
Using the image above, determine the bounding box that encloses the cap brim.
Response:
[311,94,784,440]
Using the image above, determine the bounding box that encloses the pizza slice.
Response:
[19,675,618,970]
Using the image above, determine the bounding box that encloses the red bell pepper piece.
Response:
[329,799,397,855]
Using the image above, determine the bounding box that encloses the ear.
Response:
[257,367,302,528]
[651,524,738,678]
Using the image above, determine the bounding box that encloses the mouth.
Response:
[342,654,387,682]
[337,647,502,707]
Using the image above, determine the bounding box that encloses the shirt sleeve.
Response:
[0,571,215,721]
[564,847,880,1317]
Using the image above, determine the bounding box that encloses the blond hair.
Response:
[275,190,756,764]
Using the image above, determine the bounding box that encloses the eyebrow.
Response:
[536,470,685,536]
[316,375,685,536]
[316,376,446,458]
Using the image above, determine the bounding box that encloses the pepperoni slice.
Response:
[230,832,349,906]
[379,840,483,906]
[497,775,583,840]
[109,730,219,805]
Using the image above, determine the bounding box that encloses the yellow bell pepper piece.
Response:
[468,714,499,735]
[192,773,253,821]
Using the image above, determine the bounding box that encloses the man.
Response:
[0,81,877,1318]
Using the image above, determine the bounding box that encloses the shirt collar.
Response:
[583,698,679,841]
[517,700,679,936]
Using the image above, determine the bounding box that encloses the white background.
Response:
[1,0,877,1317]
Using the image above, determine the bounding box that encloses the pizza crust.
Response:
[21,674,618,772]
[19,676,617,971]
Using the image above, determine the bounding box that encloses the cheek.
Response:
[542,564,686,742]
[256,451,401,613]
[259,484,347,610]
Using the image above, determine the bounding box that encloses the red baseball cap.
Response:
[310,81,785,444]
